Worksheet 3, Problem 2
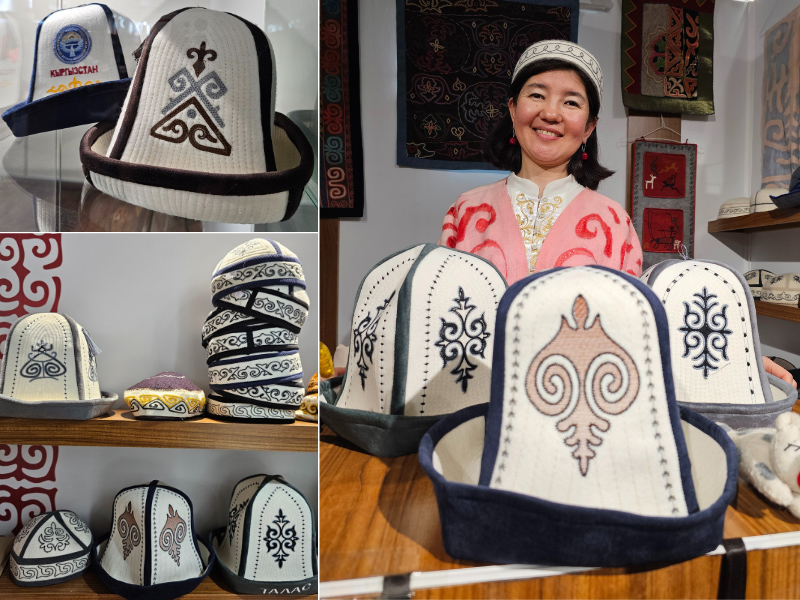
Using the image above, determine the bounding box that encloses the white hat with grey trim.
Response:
[760,273,800,306]
[79,7,314,224]
[211,474,317,595]
[0,312,117,419]
[9,510,93,587]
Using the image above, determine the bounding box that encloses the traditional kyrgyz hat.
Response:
[717,197,750,219]
[9,510,92,587]
[512,40,602,101]
[751,188,781,213]
[744,268,775,299]
[0,312,117,419]
[93,481,215,600]
[79,8,314,224]
[124,372,206,419]
[322,244,507,457]
[770,167,800,208]
[760,273,800,306]
[644,260,797,427]
[210,475,317,595]
[420,266,737,567]
[2,4,139,137]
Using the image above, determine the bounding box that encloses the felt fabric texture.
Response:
[761,273,800,305]
[512,40,602,99]
[751,188,781,213]
[205,327,300,364]
[0,313,117,419]
[211,475,317,594]
[206,394,296,422]
[214,384,304,410]
[124,372,205,420]
[419,401,736,567]
[717,198,750,219]
[744,269,775,299]
[438,179,643,285]
[1,3,140,137]
[10,510,92,587]
[770,168,800,208]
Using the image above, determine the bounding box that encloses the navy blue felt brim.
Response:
[771,191,800,209]
[419,403,738,568]
[2,79,131,137]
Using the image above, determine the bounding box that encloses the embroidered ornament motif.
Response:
[20,341,67,381]
[83,329,98,383]
[526,296,640,476]
[53,24,91,65]
[64,511,90,533]
[353,292,395,390]
[150,43,231,157]
[435,287,490,393]
[46,76,100,95]
[117,501,141,560]
[264,509,298,568]
[38,522,70,553]
[227,500,249,545]
[159,504,187,566]
[678,287,732,379]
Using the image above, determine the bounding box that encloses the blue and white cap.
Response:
[1,3,140,137]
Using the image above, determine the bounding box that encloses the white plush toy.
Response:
[723,412,800,518]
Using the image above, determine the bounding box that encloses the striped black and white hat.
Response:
[211,475,317,595]
[321,243,507,457]
[0,312,117,419]
[93,480,215,600]
[79,8,314,224]
[9,510,93,587]
[2,4,140,137]
[204,239,308,423]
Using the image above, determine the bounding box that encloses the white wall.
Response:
[338,0,757,342]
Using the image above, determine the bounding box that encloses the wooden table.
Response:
[320,424,800,598]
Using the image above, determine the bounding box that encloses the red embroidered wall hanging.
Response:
[642,208,684,253]
[642,152,686,198]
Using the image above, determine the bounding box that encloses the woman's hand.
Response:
[763,356,797,388]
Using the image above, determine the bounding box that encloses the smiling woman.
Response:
[438,40,643,286]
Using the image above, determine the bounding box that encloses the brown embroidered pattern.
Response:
[159,505,187,566]
[526,296,639,476]
[188,41,217,76]
[117,501,141,560]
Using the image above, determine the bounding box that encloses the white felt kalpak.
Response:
[717,197,750,219]
[202,309,259,344]
[206,395,296,422]
[0,313,117,419]
[212,475,317,595]
[213,238,300,275]
[220,383,304,409]
[744,269,775,299]
[644,260,796,427]
[751,189,784,213]
[79,9,313,224]
[761,273,800,306]
[216,289,308,332]
[208,351,302,389]
[205,328,300,362]
[211,264,305,303]
[10,510,92,587]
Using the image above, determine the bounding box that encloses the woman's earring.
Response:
[509,127,517,145]
[581,143,588,160]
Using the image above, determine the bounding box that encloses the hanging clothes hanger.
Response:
[618,114,703,153]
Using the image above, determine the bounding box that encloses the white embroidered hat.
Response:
[211,474,317,595]
[761,273,800,306]
[10,510,92,587]
[79,8,314,224]
[717,197,750,219]
[751,188,782,213]
[644,260,797,428]
[124,372,206,420]
[93,481,215,600]
[1,3,140,137]
[0,312,117,419]
[744,268,775,299]
[419,266,737,567]
[512,40,602,101]
[320,243,508,457]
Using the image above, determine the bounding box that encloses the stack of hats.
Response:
[760,273,800,306]
[202,239,308,423]
[0,312,117,419]
[744,268,776,299]
[124,372,206,419]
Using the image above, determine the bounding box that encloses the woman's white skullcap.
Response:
[512,40,603,102]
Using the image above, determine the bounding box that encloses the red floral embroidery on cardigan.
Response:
[442,203,497,248]
[471,240,508,278]
[575,214,613,258]
[620,240,634,270]
[555,247,595,266]
[607,205,620,224]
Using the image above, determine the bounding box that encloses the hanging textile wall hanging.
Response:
[321,0,365,218]
[621,0,715,115]
[762,4,800,190]
[630,140,696,270]
[396,0,579,171]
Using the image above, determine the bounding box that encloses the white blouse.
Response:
[506,173,584,273]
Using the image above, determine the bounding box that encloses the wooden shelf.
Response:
[753,300,800,323]
[708,207,800,233]
[0,565,315,598]
[0,410,317,452]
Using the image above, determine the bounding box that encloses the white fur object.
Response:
[761,273,800,306]
[486,267,689,517]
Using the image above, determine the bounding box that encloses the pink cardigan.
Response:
[438,179,643,285]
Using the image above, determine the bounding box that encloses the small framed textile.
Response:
[631,140,696,269]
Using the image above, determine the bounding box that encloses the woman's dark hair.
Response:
[483,58,613,190]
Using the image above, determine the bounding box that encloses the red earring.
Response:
[581,143,588,160]
[509,127,517,145]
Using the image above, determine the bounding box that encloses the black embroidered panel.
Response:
[678,287,733,379]
[435,287,490,392]
[264,509,298,568]
[352,291,395,390]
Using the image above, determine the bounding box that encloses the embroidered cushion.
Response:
[0,312,117,419]
[751,188,782,213]
[93,481,214,600]
[717,197,750,219]
[10,510,92,587]
[761,273,800,306]
[644,260,796,427]
[210,474,317,595]
[744,269,775,299]
[124,372,205,420]
[419,266,737,567]
[79,8,314,224]
[322,243,508,457]
[1,4,140,137]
